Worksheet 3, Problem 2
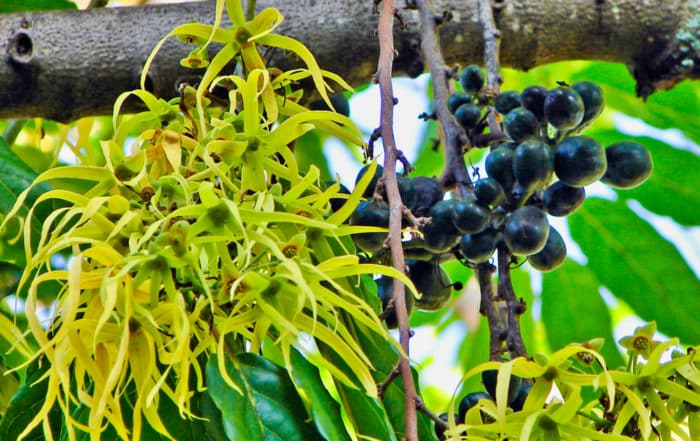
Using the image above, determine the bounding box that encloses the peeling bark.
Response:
[0,0,697,122]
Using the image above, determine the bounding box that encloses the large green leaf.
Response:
[588,129,700,226]
[541,260,625,368]
[288,347,351,441]
[206,353,324,441]
[0,0,76,12]
[569,198,700,344]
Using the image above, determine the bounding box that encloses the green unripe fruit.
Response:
[455,103,482,130]
[485,146,516,191]
[601,141,653,188]
[350,200,389,252]
[409,260,453,311]
[553,136,607,187]
[504,108,539,143]
[544,86,584,130]
[494,91,522,115]
[355,164,383,198]
[572,81,604,127]
[474,177,505,207]
[513,138,554,192]
[543,181,586,216]
[521,85,547,120]
[460,65,485,93]
[528,226,566,271]
[459,228,498,263]
[376,276,414,329]
[450,199,490,234]
[114,163,136,181]
[504,206,550,255]
[447,92,473,114]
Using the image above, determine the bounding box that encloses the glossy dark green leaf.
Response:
[206,353,324,441]
[0,0,77,12]
[569,198,700,344]
[589,129,700,226]
[295,131,333,183]
[288,347,351,441]
[541,260,625,368]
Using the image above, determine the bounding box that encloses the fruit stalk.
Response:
[376,1,419,439]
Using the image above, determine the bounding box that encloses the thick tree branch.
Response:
[0,0,698,121]
[375,1,418,440]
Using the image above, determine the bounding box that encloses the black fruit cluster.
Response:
[435,370,531,440]
[442,66,653,271]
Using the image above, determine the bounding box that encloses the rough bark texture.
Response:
[0,0,698,122]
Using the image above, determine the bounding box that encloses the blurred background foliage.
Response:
[0,0,698,425]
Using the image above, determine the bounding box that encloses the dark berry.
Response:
[355,164,383,198]
[513,138,554,192]
[474,177,505,207]
[543,181,586,216]
[455,103,482,130]
[504,206,550,255]
[528,226,567,271]
[450,199,490,234]
[459,228,498,263]
[376,276,414,329]
[326,182,351,212]
[406,176,444,217]
[504,108,539,143]
[434,412,455,440]
[521,85,547,120]
[553,136,607,187]
[309,93,351,117]
[458,392,492,423]
[510,383,532,412]
[350,200,389,252]
[422,200,460,253]
[494,91,522,115]
[544,86,584,130]
[485,147,516,191]
[409,260,453,311]
[572,81,604,127]
[601,141,653,188]
[460,65,485,94]
[481,370,523,406]
[447,92,473,114]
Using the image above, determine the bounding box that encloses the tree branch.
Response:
[375,0,419,439]
[0,0,697,121]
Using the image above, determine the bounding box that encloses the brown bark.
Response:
[0,0,698,122]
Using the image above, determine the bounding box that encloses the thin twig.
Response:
[496,244,528,358]
[477,262,505,359]
[416,396,448,430]
[377,361,401,398]
[375,1,418,440]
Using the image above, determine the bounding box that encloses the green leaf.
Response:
[588,129,700,226]
[0,0,76,12]
[206,353,324,441]
[541,260,625,368]
[569,198,700,344]
[295,131,333,183]
[288,348,351,441]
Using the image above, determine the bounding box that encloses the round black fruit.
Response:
[326,181,351,212]
[450,199,490,234]
[460,65,485,94]
[485,146,516,191]
[435,412,456,440]
[510,383,532,412]
[355,164,383,198]
[423,200,460,253]
[544,86,584,130]
[528,226,567,271]
[543,181,585,217]
[553,136,607,187]
[409,260,453,311]
[521,85,547,120]
[448,92,473,114]
[459,228,498,263]
[601,141,653,188]
[376,276,414,329]
[513,138,553,192]
[455,103,482,130]
[474,177,505,207]
[481,370,523,406]
[407,176,444,217]
[308,93,351,117]
[458,392,492,423]
[350,200,389,252]
[572,81,604,127]
[494,91,522,115]
[504,206,550,255]
[504,108,539,143]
